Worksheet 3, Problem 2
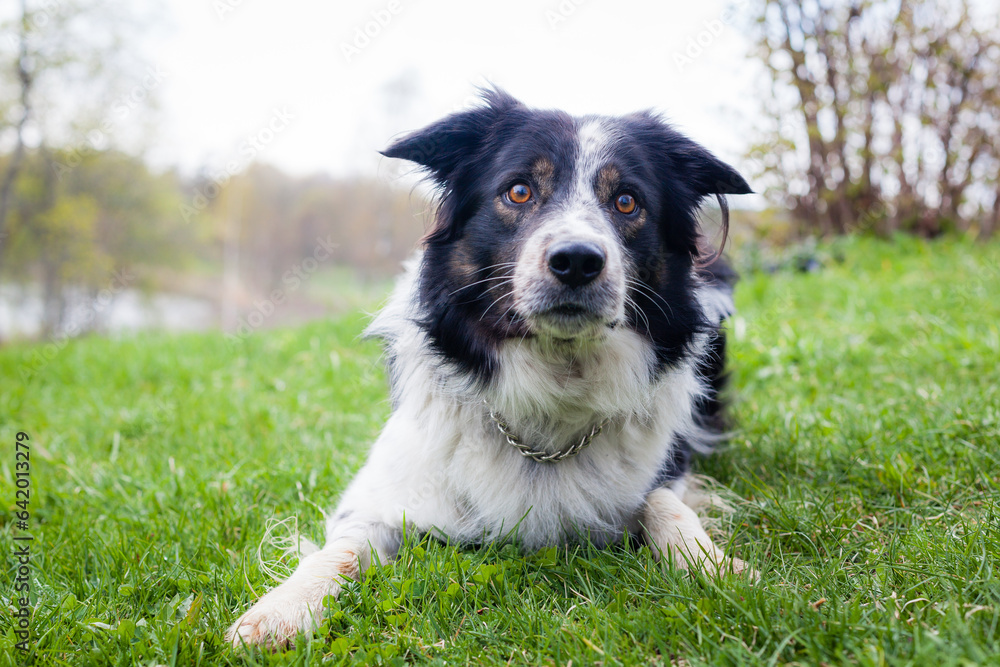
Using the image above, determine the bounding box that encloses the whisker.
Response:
[467,262,517,275]
[479,289,514,322]
[626,294,650,334]
[625,278,674,322]
[497,301,522,336]
[449,262,518,296]
[455,284,515,311]
[449,274,513,296]
[624,294,652,335]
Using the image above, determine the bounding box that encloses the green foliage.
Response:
[0,237,998,665]
[1,149,192,335]
[4,150,191,277]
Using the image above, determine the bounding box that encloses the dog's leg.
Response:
[641,486,750,576]
[226,517,399,649]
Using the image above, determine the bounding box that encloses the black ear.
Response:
[673,139,752,197]
[381,88,521,184]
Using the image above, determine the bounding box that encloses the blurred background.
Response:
[0,0,997,343]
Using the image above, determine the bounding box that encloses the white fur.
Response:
[642,487,751,575]
[575,119,612,203]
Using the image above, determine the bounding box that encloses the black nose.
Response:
[546,242,606,288]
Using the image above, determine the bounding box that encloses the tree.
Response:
[0,0,159,273]
[3,150,189,336]
[0,0,35,254]
[0,0,168,338]
[748,0,1000,238]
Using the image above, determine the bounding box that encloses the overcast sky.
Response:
[147,0,762,182]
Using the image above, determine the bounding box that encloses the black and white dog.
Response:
[228,89,753,647]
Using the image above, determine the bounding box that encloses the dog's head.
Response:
[383,89,750,382]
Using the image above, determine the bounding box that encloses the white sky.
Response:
[147,0,763,183]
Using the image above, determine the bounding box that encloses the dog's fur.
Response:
[227,89,753,648]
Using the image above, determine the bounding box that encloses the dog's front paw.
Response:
[226,585,328,649]
[654,545,757,580]
[713,555,759,580]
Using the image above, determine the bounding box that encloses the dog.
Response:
[227,89,753,648]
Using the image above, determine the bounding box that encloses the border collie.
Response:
[228,89,753,648]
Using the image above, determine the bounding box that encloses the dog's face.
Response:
[383,89,750,381]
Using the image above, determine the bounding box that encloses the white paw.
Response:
[651,542,757,579]
[226,584,328,649]
[227,542,365,649]
[714,555,759,580]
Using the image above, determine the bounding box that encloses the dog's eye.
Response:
[507,183,532,204]
[615,192,637,215]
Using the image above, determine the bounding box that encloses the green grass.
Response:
[1,236,999,665]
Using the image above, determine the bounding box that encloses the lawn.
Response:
[1,236,998,666]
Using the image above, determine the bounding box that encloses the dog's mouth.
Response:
[546,303,591,318]
[527,300,614,338]
[511,262,626,339]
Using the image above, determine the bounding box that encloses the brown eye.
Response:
[508,182,532,204]
[615,193,637,215]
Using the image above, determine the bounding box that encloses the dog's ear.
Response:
[670,137,752,198]
[381,88,521,185]
[632,111,752,198]
[667,137,751,262]
[635,114,752,260]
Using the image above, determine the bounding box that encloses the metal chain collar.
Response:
[486,403,611,463]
